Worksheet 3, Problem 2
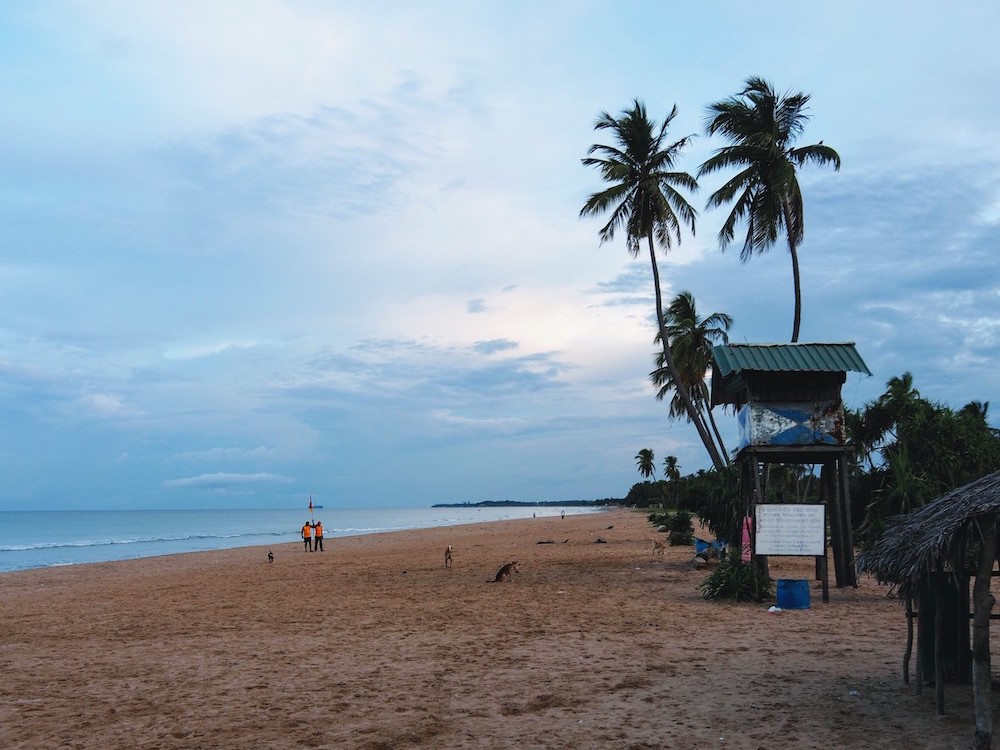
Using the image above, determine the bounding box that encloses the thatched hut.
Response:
[858,469,1000,750]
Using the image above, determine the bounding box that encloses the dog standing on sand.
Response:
[267,550,274,563]
[651,539,665,555]
[489,561,519,582]
[444,545,453,569]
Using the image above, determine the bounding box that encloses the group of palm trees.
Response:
[635,448,680,482]
[580,76,841,470]
[635,449,681,505]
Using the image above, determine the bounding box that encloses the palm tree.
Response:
[581,100,726,470]
[663,455,681,507]
[699,77,841,342]
[662,455,680,482]
[960,400,990,422]
[635,448,656,480]
[651,291,733,463]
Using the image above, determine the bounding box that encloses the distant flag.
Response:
[309,496,313,512]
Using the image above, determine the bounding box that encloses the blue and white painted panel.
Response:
[737,401,845,449]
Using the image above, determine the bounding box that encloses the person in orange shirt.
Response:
[313,520,324,552]
[301,521,313,552]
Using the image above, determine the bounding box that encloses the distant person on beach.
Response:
[561,510,565,520]
[313,520,324,552]
[302,521,313,552]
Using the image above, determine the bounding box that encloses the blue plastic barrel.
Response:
[776,579,810,609]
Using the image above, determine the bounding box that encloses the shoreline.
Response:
[0,504,608,575]
[0,508,987,749]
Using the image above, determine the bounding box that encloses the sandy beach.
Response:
[0,508,989,749]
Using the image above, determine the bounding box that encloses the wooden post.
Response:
[838,455,858,587]
[915,588,924,696]
[820,499,830,603]
[904,592,914,685]
[824,464,846,586]
[820,549,829,604]
[935,574,946,715]
[972,521,995,750]
[751,453,769,580]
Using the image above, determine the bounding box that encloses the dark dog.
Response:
[489,561,520,582]
[267,550,274,563]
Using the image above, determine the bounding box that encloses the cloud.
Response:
[174,446,278,462]
[163,472,293,490]
[76,393,141,418]
[473,339,519,355]
[163,340,262,361]
[1,2,999,511]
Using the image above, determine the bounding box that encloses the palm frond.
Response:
[789,143,842,170]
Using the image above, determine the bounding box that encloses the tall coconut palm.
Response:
[581,100,726,470]
[663,454,681,507]
[699,77,840,342]
[662,454,680,482]
[651,291,733,463]
[635,448,656,480]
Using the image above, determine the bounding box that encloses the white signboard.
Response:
[754,504,825,556]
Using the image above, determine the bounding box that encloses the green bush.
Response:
[667,508,693,546]
[647,511,668,527]
[647,510,693,545]
[699,549,773,602]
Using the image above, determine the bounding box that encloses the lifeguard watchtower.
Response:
[710,342,871,595]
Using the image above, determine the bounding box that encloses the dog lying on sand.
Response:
[489,561,519,582]
[444,545,453,569]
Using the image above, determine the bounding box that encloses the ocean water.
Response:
[0,505,604,574]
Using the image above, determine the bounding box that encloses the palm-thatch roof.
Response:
[858,469,1000,595]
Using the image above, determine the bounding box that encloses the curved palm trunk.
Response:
[789,240,802,343]
[705,401,730,466]
[647,235,727,471]
[785,204,803,343]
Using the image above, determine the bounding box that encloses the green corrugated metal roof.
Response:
[711,343,871,377]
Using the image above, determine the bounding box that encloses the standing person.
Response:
[313,520,324,552]
[301,521,313,552]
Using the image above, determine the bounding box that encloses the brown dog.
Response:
[489,561,520,582]
[444,545,453,569]
[651,540,666,555]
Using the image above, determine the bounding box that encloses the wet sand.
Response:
[0,508,988,749]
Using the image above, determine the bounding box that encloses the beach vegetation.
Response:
[646,507,694,545]
[700,547,773,602]
[848,373,1000,545]
[699,76,841,343]
[627,480,669,508]
[581,100,727,471]
[666,508,694,545]
[693,465,742,548]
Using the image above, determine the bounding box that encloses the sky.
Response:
[1,1,998,511]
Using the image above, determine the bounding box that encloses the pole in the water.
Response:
[309,495,314,522]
